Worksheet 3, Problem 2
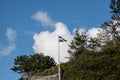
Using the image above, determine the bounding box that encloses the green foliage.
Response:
[88,37,101,51]
[68,30,87,61]
[62,52,120,80]
[62,0,120,79]
[11,54,56,77]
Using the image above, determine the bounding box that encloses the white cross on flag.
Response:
[58,36,67,42]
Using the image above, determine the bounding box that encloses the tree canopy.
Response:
[11,54,56,77]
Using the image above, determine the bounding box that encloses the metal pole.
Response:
[58,36,61,80]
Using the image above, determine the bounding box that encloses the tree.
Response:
[11,54,56,78]
[100,0,120,54]
[68,30,87,61]
[87,37,101,51]
[110,0,120,18]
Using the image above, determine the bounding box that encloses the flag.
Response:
[58,36,67,42]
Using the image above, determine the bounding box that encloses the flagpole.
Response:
[58,36,61,80]
[58,35,67,80]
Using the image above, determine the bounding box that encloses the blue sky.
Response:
[0,0,111,80]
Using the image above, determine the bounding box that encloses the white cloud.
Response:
[73,28,86,35]
[33,22,72,63]
[6,28,16,42]
[78,28,86,34]
[0,28,16,56]
[32,24,103,63]
[32,26,102,63]
[32,11,55,26]
[0,44,15,56]
[87,28,102,38]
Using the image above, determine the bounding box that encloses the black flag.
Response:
[58,36,67,42]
